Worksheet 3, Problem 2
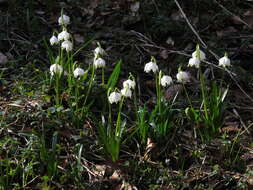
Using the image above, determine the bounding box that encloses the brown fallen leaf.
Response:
[159,49,168,59]
[74,34,85,44]
[164,84,183,101]
[143,138,156,161]
[216,26,237,37]
[0,52,8,63]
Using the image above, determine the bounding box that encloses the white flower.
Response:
[176,71,190,83]
[58,30,71,41]
[94,58,106,69]
[73,67,85,78]
[50,64,63,76]
[121,88,132,98]
[219,56,231,68]
[58,14,70,25]
[192,49,206,61]
[94,46,106,57]
[188,57,200,68]
[123,79,136,89]
[108,92,122,104]
[50,35,58,45]
[144,61,159,73]
[161,75,173,87]
[61,40,73,52]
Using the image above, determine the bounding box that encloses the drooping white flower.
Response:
[73,67,85,78]
[188,57,200,68]
[61,40,73,52]
[94,58,106,69]
[123,79,136,90]
[161,75,173,87]
[219,55,231,68]
[50,35,58,46]
[176,71,190,83]
[121,88,132,98]
[94,46,106,58]
[58,14,70,25]
[144,61,159,73]
[50,64,63,76]
[108,92,122,104]
[192,49,206,61]
[58,30,71,41]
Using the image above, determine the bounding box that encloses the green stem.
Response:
[133,89,138,122]
[102,68,105,86]
[84,65,95,106]
[182,83,192,109]
[155,73,161,114]
[116,97,124,137]
[199,68,209,124]
[109,102,112,126]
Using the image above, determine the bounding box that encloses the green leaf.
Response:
[106,60,122,90]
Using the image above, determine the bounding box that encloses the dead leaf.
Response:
[74,34,85,43]
[216,26,237,37]
[0,52,8,63]
[244,8,253,27]
[241,152,253,162]
[244,9,253,16]
[130,2,140,13]
[221,124,240,133]
[143,138,156,161]
[164,84,183,101]
[171,11,183,21]
[245,16,253,27]
[231,15,243,25]
[159,49,168,59]
[247,176,253,186]
[118,180,138,190]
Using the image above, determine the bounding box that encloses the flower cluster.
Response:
[49,13,86,78]
[144,57,173,87]
[50,14,73,52]
[108,77,135,104]
[188,45,231,69]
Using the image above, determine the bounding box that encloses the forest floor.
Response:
[0,0,253,189]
